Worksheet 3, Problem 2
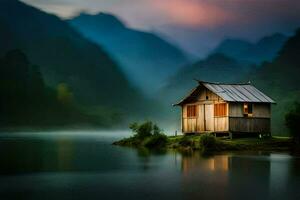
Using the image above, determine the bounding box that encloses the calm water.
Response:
[0,131,299,200]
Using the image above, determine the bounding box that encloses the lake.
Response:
[0,130,299,200]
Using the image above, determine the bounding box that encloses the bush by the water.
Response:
[130,121,162,139]
[199,134,217,151]
[179,136,194,147]
[285,102,300,142]
[120,121,168,148]
[143,133,168,148]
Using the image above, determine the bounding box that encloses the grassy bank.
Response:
[114,134,295,153]
[168,135,293,152]
[113,121,296,153]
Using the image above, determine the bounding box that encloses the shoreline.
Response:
[113,135,296,153]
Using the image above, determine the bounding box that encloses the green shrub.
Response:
[153,124,162,135]
[128,121,167,148]
[199,134,217,151]
[285,102,300,142]
[130,121,153,139]
[143,134,168,148]
[179,136,194,147]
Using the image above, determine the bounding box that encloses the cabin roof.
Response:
[174,80,276,105]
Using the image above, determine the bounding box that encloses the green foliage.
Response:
[285,102,300,141]
[199,134,217,151]
[117,121,168,148]
[153,124,162,135]
[179,136,194,147]
[56,83,74,106]
[143,133,168,148]
[130,121,163,139]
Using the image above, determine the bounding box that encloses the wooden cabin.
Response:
[174,81,275,136]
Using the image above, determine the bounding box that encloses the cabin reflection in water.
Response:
[180,153,230,199]
[180,153,274,199]
[182,153,229,173]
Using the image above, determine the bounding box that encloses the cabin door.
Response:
[204,104,214,131]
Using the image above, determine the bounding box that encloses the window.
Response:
[187,105,197,117]
[214,103,227,117]
[243,103,253,117]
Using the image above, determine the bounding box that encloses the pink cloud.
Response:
[150,0,235,27]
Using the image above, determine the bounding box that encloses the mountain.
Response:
[69,13,190,93]
[0,50,104,127]
[214,33,288,64]
[251,28,300,135]
[0,0,147,116]
[159,53,248,105]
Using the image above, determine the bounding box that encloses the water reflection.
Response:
[0,132,299,200]
[0,133,137,174]
[182,152,229,174]
[180,152,230,199]
[179,152,300,200]
[57,139,74,171]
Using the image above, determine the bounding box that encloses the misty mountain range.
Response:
[69,13,190,93]
[213,33,288,64]
[0,0,145,111]
[0,0,298,133]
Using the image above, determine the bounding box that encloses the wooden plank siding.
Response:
[229,117,270,133]
[229,102,271,118]
[214,117,229,132]
[182,101,271,134]
[181,90,229,133]
[228,102,271,133]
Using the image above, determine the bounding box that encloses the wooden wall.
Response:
[181,87,229,133]
[228,102,271,133]
[214,117,229,132]
[229,103,271,118]
[229,117,271,133]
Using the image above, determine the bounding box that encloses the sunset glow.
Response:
[21,0,300,55]
[151,0,233,27]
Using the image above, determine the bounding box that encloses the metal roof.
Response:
[174,81,275,105]
[202,82,275,103]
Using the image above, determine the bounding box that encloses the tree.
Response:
[57,83,74,106]
[285,102,300,142]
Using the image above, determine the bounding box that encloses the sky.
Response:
[21,0,300,56]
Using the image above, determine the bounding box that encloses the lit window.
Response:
[214,103,227,117]
[243,103,253,117]
[187,105,197,117]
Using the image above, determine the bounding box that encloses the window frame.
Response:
[243,103,253,117]
[214,103,227,117]
[187,105,197,118]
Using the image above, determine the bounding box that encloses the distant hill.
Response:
[214,33,288,64]
[0,0,148,116]
[69,13,190,93]
[0,50,105,127]
[251,29,300,135]
[159,53,248,105]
